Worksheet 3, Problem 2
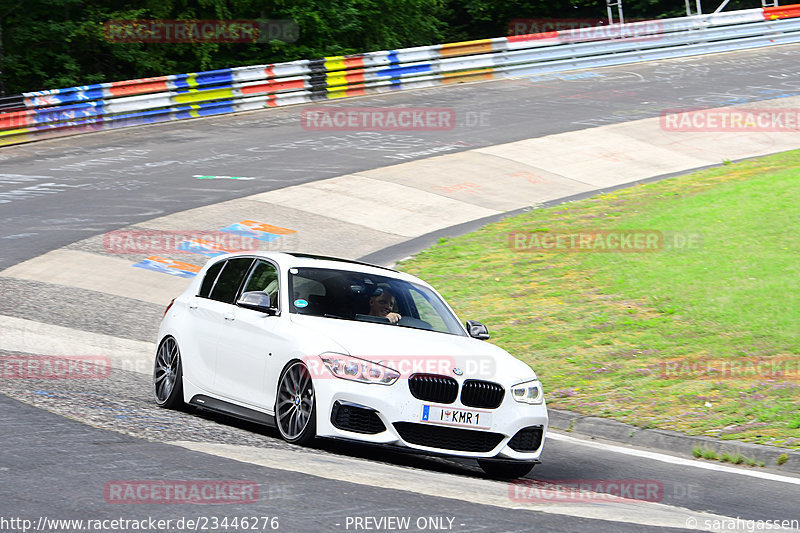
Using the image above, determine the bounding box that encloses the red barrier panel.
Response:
[764,4,800,20]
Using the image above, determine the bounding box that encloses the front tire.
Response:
[275,361,316,445]
[478,459,535,479]
[153,336,184,409]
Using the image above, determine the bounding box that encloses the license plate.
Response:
[420,405,492,429]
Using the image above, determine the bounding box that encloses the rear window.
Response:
[198,260,224,298]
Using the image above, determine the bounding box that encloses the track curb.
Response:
[548,409,800,475]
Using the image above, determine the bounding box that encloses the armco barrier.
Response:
[2,5,800,147]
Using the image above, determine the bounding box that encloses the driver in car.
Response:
[368,287,401,324]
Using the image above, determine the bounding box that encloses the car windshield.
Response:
[288,267,466,336]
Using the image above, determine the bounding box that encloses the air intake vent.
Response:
[394,422,504,453]
[508,426,544,452]
[331,402,386,434]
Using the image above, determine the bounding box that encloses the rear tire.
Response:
[478,459,535,479]
[153,336,184,409]
[275,361,317,445]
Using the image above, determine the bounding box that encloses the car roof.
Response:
[283,252,398,273]
[213,251,417,280]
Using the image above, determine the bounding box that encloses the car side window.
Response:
[242,260,279,305]
[209,258,254,304]
[198,260,225,298]
[290,274,326,314]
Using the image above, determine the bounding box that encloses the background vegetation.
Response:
[0,0,765,95]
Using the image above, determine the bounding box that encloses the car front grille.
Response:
[460,379,505,409]
[393,422,504,453]
[330,402,386,434]
[507,426,544,452]
[408,374,458,404]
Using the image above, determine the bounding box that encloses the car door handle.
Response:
[188,303,198,310]
[224,314,235,321]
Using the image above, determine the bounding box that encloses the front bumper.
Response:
[313,375,548,460]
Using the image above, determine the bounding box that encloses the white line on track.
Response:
[0,314,154,374]
[549,432,800,485]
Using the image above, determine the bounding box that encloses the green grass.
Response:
[720,452,744,465]
[399,150,800,448]
[695,447,760,467]
[702,447,719,460]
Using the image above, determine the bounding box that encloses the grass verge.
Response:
[398,150,800,448]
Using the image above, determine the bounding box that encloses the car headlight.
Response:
[511,380,544,404]
[319,353,400,385]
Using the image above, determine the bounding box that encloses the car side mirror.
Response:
[237,291,278,315]
[466,320,490,340]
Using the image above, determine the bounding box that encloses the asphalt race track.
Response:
[2,45,800,532]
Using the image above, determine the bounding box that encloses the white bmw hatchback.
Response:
[154,251,548,478]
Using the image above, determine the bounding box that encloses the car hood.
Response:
[289,314,536,383]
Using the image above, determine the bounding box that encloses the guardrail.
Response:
[2,4,799,147]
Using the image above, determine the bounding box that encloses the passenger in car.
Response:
[368,287,402,324]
